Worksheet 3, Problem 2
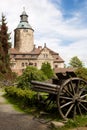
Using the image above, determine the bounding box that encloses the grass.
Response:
[51,115,87,130]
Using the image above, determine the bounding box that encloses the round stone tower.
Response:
[14,10,34,53]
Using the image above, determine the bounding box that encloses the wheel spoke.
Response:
[76,79,80,94]
[79,88,85,96]
[79,102,87,111]
[60,96,72,100]
[70,80,75,94]
[58,78,87,120]
[65,104,74,117]
[81,94,87,99]
[77,103,82,115]
[63,87,73,97]
[60,101,73,109]
[80,99,87,103]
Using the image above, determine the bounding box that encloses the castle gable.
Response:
[37,47,53,60]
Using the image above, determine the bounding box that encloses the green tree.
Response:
[69,56,83,68]
[41,62,54,79]
[0,14,12,79]
[17,66,47,89]
[0,14,11,66]
[75,67,87,80]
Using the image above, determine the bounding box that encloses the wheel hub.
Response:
[73,94,80,103]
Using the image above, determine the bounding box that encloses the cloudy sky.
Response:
[0,0,87,66]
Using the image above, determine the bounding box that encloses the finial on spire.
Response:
[21,7,27,16]
[23,7,25,11]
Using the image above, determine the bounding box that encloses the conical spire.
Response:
[16,8,34,30]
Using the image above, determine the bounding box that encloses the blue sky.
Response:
[0,0,87,66]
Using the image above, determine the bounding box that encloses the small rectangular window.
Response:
[23,29,28,32]
[22,63,24,67]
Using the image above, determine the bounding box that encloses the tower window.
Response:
[23,29,28,32]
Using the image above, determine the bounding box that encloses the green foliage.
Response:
[75,67,87,80]
[41,62,54,79]
[69,56,83,68]
[0,72,4,80]
[58,116,87,130]
[17,66,47,89]
[5,86,36,106]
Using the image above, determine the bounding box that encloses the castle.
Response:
[9,10,64,75]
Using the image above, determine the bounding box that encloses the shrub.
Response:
[17,66,47,89]
[5,86,36,106]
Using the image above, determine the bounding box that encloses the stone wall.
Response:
[14,29,34,53]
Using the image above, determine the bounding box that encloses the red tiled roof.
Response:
[46,47,58,55]
[9,48,19,54]
[30,48,41,54]
[9,46,64,62]
[54,68,75,73]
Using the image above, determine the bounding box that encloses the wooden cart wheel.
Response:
[57,77,87,120]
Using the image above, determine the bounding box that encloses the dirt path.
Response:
[0,91,50,130]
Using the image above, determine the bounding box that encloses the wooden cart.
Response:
[31,69,87,120]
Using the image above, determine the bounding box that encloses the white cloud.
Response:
[60,40,87,66]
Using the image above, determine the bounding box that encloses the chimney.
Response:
[38,46,42,50]
[33,44,36,50]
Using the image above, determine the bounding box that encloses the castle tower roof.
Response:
[17,9,34,30]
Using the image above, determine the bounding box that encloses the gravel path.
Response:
[0,91,50,130]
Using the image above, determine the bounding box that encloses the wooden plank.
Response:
[32,87,58,94]
[31,80,60,94]
[31,80,60,88]
[32,85,58,91]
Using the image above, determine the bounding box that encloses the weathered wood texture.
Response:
[31,80,60,94]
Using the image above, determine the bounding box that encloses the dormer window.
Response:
[22,25,24,27]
